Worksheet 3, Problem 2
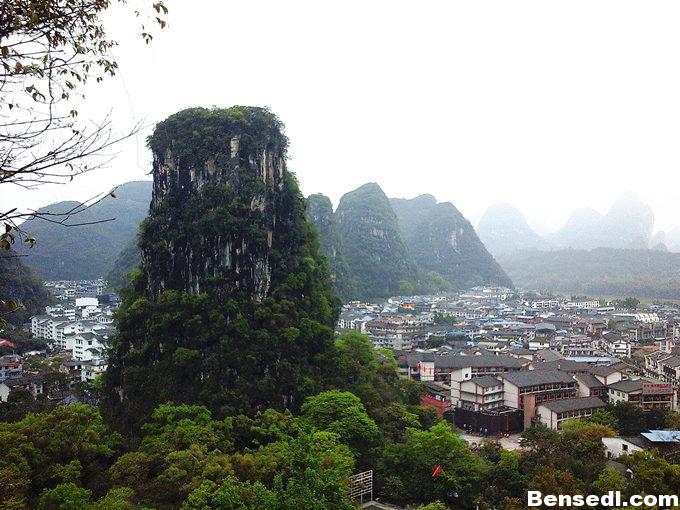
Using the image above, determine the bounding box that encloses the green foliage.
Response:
[0,252,51,325]
[335,183,419,299]
[377,421,489,506]
[417,502,452,510]
[16,181,152,280]
[300,390,381,458]
[147,106,288,169]
[609,402,667,436]
[0,405,121,508]
[586,409,620,431]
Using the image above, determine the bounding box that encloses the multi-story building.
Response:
[499,370,578,410]
[608,380,676,411]
[0,355,22,381]
[455,376,505,412]
[536,397,607,430]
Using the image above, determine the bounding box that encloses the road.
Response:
[459,432,524,451]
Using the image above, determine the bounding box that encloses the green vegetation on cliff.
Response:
[306,193,355,299]
[103,107,338,429]
[335,183,418,299]
[391,195,513,290]
[105,237,141,290]
[0,253,51,325]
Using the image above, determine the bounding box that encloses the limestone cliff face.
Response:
[335,183,418,299]
[141,107,289,300]
[104,107,337,426]
[306,193,355,299]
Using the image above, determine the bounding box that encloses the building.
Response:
[500,370,579,429]
[607,380,676,411]
[455,376,505,412]
[420,381,451,415]
[574,373,608,398]
[80,359,108,382]
[602,436,650,459]
[536,396,607,429]
[0,355,22,381]
[0,375,45,402]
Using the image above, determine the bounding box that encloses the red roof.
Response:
[0,339,16,348]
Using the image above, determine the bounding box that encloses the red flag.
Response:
[431,465,442,477]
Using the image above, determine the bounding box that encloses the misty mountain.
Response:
[653,228,680,253]
[499,247,680,299]
[403,200,514,289]
[477,202,548,257]
[548,193,654,250]
[17,181,152,280]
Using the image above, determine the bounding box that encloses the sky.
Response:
[2,0,680,233]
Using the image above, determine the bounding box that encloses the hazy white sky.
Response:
[3,0,680,233]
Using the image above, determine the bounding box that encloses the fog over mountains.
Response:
[478,192,673,257]
[478,192,680,298]
[16,181,680,299]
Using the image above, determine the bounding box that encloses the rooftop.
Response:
[500,370,576,387]
[539,396,606,413]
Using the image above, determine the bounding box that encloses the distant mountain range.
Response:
[307,183,512,300]
[499,248,680,300]
[477,193,680,298]
[478,192,669,257]
[18,181,680,301]
[17,181,151,280]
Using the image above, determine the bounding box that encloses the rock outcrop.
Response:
[335,183,418,299]
[104,107,337,428]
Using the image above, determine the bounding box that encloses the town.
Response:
[0,279,118,404]
[4,281,679,458]
[338,286,680,453]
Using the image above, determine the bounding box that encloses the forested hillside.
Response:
[500,247,680,298]
[17,181,152,280]
[0,253,51,325]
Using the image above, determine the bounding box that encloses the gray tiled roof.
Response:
[433,355,526,369]
[574,373,606,389]
[608,379,644,393]
[500,370,576,387]
[539,396,606,413]
[469,375,502,388]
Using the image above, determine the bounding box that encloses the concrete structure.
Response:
[536,396,607,429]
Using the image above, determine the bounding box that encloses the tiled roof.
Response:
[574,373,606,389]
[608,379,644,393]
[469,375,502,388]
[500,370,576,387]
[539,396,606,413]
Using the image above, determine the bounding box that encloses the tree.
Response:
[0,0,167,196]
[36,483,93,510]
[587,409,620,432]
[592,467,628,495]
[300,390,381,459]
[610,402,647,436]
[0,0,167,324]
[377,421,488,506]
[417,503,452,510]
